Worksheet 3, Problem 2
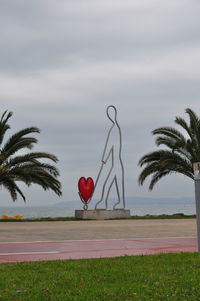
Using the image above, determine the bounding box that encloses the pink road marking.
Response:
[0,237,197,263]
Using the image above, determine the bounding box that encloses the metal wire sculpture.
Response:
[93,105,125,210]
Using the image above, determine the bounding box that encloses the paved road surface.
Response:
[0,237,197,263]
[0,219,196,241]
[0,219,197,262]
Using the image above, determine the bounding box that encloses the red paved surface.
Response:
[0,237,197,263]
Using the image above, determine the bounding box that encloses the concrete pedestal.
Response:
[75,209,131,220]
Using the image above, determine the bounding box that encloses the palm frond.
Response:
[0,111,62,202]
[186,108,200,152]
[6,164,62,197]
[6,152,58,167]
[1,127,40,160]
[155,136,187,152]
[138,109,197,191]
[152,127,185,140]
[149,170,171,190]
[1,178,26,201]
[175,117,192,138]
[138,162,160,186]
[0,111,13,146]
[138,150,171,167]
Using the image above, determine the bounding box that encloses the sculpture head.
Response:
[106,105,117,124]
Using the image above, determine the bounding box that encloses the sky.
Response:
[0,0,200,207]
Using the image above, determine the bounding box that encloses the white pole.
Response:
[193,162,200,252]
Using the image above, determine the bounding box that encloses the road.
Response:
[0,219,197,262]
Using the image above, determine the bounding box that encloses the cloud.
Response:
[0,0,200,206]
[0,0,200,74]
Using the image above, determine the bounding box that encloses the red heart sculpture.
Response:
[78,177,94,203]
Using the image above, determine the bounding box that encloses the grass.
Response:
[0,214,196,222]
[1,253,200,300]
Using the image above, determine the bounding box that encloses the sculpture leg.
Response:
[95,167,113,209]
[104,176,116,209]
[113,172,125,209]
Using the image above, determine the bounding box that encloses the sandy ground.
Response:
[0,219,196,242]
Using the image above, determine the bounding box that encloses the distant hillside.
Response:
[55,196,194,207]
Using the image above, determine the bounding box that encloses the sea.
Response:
[0,197,196,218]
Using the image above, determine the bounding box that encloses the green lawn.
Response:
[0,253,200,300]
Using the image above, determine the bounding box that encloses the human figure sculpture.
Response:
[95,105,125,210]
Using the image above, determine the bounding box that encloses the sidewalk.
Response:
[0,219,197,262]
[0,218,196,242]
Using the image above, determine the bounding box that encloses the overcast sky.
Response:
[0,0,200,207]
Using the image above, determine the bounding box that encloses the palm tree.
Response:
[138,108,200,190]
[0,110,62,202]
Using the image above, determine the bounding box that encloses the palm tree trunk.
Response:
[194,163,200,252]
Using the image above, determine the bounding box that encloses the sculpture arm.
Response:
[101,128,113,164]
